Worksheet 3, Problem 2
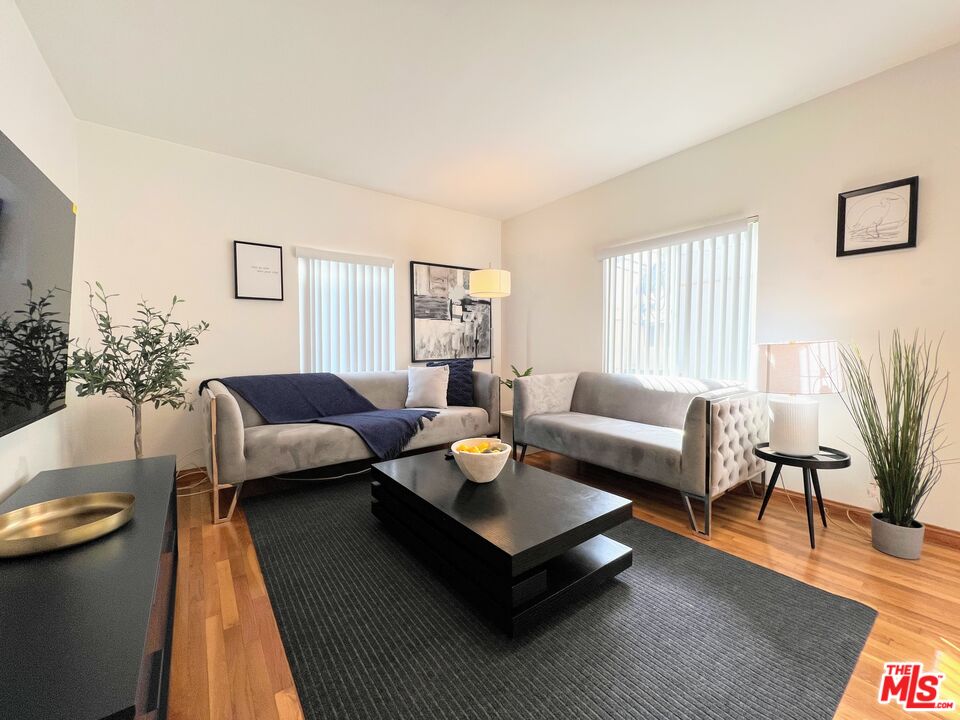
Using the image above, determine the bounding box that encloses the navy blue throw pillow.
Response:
[426,359,474,406]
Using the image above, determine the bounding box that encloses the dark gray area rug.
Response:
[244,477,877,720]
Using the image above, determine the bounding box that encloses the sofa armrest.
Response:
[472,371,500,434]
[512,372,579,445]
[681,389,767,497]
[200,381,247,486]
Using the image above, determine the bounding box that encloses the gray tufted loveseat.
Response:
[512,372,766,538]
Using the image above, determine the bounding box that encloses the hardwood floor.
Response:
[169,473,304,720]
[170,453,960,719]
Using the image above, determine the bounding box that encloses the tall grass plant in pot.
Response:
[838,331,949,559]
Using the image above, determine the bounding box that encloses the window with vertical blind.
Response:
[600,218,758,381]
[296,247,396,373]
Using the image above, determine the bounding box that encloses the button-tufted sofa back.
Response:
[570,372,735,428]
[708,393,767,494]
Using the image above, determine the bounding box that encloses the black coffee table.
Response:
[371,450,633,635]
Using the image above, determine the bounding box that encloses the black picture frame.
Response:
[234,240,284,300]
[836,176,918,257]
[410,260,492,362]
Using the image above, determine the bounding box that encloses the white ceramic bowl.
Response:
[451,438,511,483]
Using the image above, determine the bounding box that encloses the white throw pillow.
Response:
[406,365,449,408]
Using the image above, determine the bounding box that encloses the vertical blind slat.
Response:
[362,265,370,370]
[372,265,378,371]
[609,257,617,371]
[602,261,609,370]
[626,254,635,373]
[620,258,630,367]
[720,237,730,378]
[730,232,743,379]
[692,240,703,377]
[298,259,308,372]
[388,269,396,369]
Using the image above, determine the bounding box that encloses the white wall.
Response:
[0,0,78,503]
[71,122,502,467]
[502,43,960,531]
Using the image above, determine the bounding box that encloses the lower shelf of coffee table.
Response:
[371,489,632,635]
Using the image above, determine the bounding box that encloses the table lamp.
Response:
[754,341,843,456]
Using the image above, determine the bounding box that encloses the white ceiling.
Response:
[16,1,960,219]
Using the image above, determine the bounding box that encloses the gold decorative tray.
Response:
[0,492,135,557]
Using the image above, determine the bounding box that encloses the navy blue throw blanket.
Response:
[200,373,437,460]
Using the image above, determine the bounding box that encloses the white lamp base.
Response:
[769,396,820,456]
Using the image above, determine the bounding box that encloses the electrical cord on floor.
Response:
[842,509,871,538]
[172,458,371,501]
[176,485,214,498]
[177,470,207,487]
[176,463,212,498]
[176,485,208,496]
[771,472,871,540]
[179,447,206,465]
[271,467,371,482]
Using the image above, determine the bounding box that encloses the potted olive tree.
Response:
[838,331,949,559]
[69,283,209,459]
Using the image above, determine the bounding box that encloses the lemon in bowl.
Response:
[451,437,512,483]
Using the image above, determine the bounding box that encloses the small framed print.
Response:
[837,176,918,257]
[234,241,283,300]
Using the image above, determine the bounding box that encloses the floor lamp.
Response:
[469,267,511,439]
[468,267,511,370]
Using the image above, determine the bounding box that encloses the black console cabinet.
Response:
[0,456,178,720]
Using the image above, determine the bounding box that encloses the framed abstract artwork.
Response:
[410,261,492,362]
[234,240,284,300]
[837,176,918,257]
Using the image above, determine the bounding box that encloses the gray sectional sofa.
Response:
[201,370,499,522]
[513,372,766,537]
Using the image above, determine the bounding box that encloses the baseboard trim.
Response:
[747,480,960,551]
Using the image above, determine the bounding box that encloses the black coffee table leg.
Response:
[803,468,816,549]
[811,469,827,527]
[757,463,782,521]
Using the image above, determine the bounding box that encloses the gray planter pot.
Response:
[871,513,924,560]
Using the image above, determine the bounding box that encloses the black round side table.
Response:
[754,442,851,549]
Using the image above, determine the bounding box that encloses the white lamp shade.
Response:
[468,268,511,298]
[754,341,843,395]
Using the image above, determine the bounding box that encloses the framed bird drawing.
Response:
[837,176,918,257]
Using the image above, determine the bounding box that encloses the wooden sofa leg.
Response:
[518,444,528,463]
[207,391,241,524]
[212,482,241,524]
